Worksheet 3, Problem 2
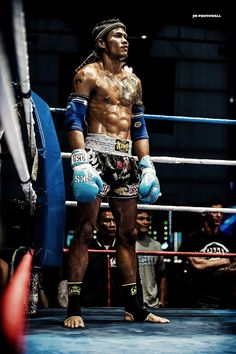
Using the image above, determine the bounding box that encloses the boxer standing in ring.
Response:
[64,18,169,328]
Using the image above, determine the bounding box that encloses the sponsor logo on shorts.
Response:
[100,183,110,196]
[115,139,129,153]
[128,184,138,196]
[114,184,138,197]
[113,172,130,181]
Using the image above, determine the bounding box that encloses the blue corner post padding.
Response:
[32,91,66,268]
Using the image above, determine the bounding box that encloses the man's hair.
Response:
[97,208,113,224]
[92,18,126,43]
[75,18,126,72]
[204,197,223,208]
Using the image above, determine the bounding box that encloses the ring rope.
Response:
[65,201,236,214]
[144,114,236,125]
[12,0,37,161]
[61,152,236,166]
[0,38,31,185]
[63,248,236,258]
[0,36,37,212]
[89,250,236,258]
[0,250,34,354]
[50,107,236,125]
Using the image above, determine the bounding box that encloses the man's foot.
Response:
[64,316,85,328]
[124,311,170,323]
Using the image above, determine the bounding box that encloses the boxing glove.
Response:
[138,155,161,204]
[71,149,103,203]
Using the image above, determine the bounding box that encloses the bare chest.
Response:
[95,73,138,105]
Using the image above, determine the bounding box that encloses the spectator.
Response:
[82,209,123,307]
[58,209,123,308]
[181,199,236,308]
[136,211,168,308]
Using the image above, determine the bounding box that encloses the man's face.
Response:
[105,27,129,60]
[205,204,223,227]
[136,212,151,234]
[98,211,116,237]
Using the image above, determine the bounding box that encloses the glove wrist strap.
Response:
[71,149,88,168]
[139,155,155,171]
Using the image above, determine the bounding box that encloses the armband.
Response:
[131,104,149,142]
[65,94,89,133]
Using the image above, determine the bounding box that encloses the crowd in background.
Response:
[1,204,236,312]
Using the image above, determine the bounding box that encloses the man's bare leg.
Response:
[110,198,169,324]
[64,198,101,328]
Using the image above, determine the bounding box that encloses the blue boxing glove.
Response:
[138,155,161,204]
[71,149,103,203]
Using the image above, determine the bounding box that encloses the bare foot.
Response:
[124,311,170,323]
[145,313,170,323]
[64,316,85,328]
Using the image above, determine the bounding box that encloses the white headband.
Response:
[95,22,126,42]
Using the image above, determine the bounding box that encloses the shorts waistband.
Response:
[85,134,132,156]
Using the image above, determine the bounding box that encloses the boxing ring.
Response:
[26,308,236,354]
[1,106,236,354]
[1,2,236,353]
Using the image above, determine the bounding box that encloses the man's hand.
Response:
[138,155,161,204]
[71,149,103,203]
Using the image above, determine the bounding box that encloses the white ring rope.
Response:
[65,201,236,214]
[149,156,236,166]
[0,35,36,209]
[61,152,236,166]
[12,0,38,177]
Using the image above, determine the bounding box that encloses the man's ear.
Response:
[97,38,105,49]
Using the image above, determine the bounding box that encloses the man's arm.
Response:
[158,273,168,307]
[131,76,149,159]
[134,139,161,204]
[131,77,161,204]
[188,256,230,270]
[133,139,150,160]
[66,67,96,150]
[65,66,103,203]
[68,130,85,151]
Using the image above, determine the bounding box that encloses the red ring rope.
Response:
[0,250,34,354]
[63,248,236,258]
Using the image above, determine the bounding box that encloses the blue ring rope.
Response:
[50,108,236,125]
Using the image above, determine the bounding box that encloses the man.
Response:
[81,209,123,307]
[64,18,169,328]
[136,211,168,308]
[57,209,123,308]
[181,200,236,308]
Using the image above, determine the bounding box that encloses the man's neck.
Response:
[203,223,219,235]
[101,55,124,74]
[137,233,147,241]
[96,235,115,248]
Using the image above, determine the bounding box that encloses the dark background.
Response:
[1,1,236,249]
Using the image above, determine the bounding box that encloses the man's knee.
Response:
[75,220,96,243]
[119,225,138,245]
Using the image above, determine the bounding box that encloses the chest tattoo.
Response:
[119,77,137,102]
